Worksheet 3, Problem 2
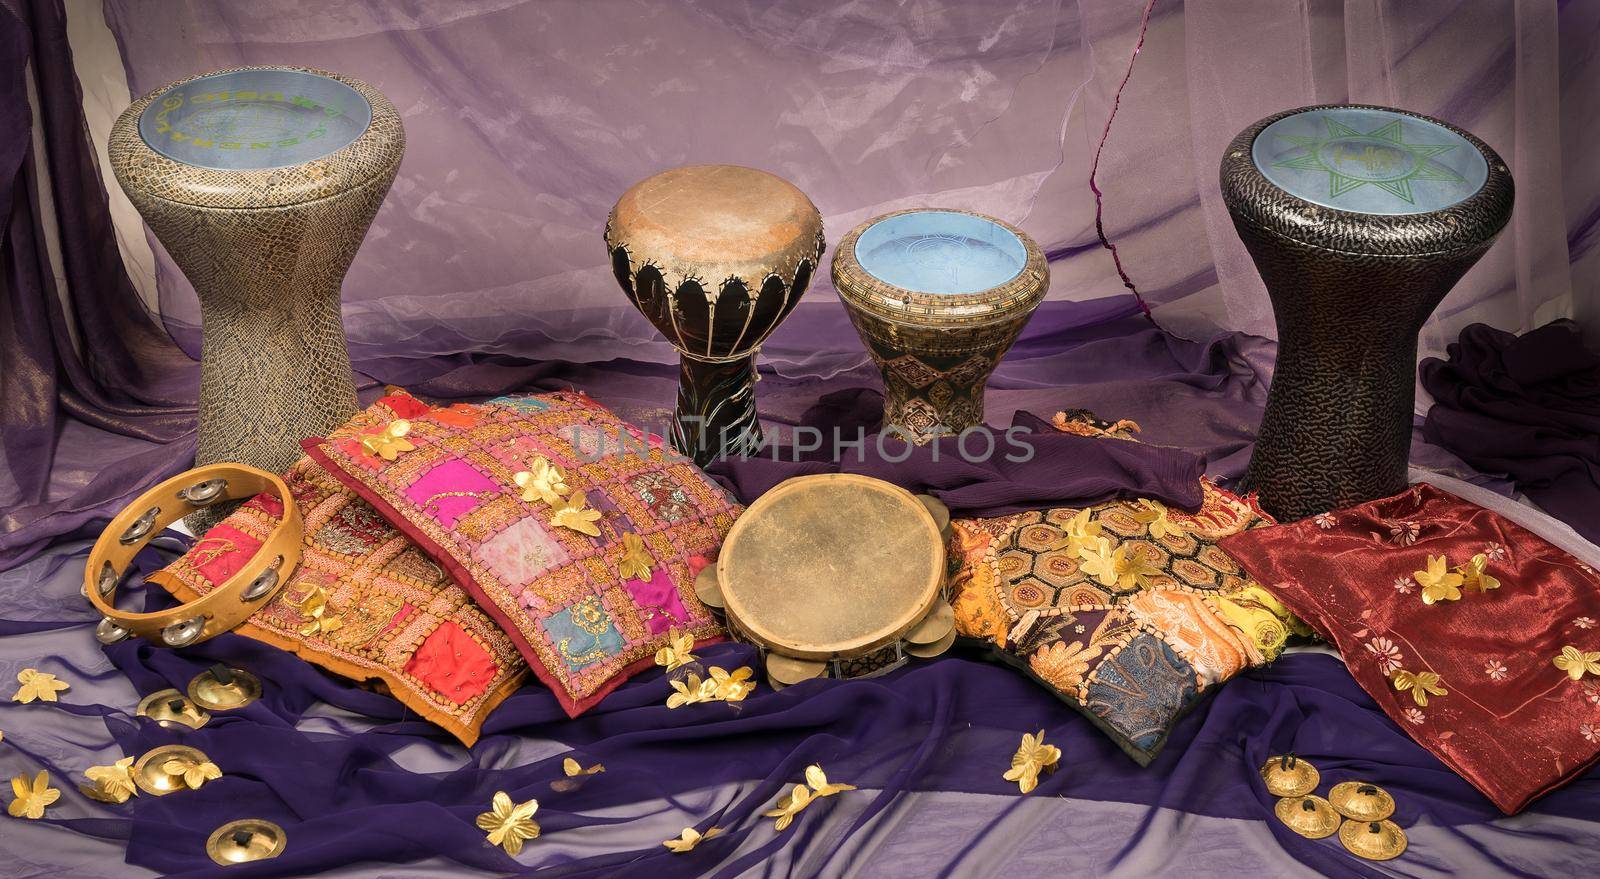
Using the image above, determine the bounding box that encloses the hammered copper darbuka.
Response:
[605,165,825,465]
[697,474,952,687]
[833,209,1048,444]
[1220,104,1513,521]
[108,67,405,527]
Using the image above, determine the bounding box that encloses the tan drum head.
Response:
[718,474,943,660]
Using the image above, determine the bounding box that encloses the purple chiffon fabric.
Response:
[706,395,1205,517]
[3,530,1598,878]
[1421,321,1600,544]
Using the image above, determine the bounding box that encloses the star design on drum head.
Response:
[1271,115,1464,205]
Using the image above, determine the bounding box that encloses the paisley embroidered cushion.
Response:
[1219,483,1600,814]
[948,479,1309,764]
[149,391,527,746]
[303,390,738,717]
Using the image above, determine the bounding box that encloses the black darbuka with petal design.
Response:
[1221,104,1513,521]
[605,165,825,465]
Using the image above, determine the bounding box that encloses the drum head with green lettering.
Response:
[138,68,372,171]
[1252,107,1487,216]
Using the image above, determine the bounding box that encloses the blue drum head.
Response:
[854,211,1027,294]
[139,69,372,171]
[1253,107,1487,215]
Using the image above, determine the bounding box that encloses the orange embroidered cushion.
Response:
[303,391,738,717]
[149,391,526,746]
[947,479,1308,764]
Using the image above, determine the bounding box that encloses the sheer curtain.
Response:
[80,0,1593,376]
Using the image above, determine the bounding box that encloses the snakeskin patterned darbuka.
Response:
[833,210,1048,444]
[605,165,825,466]
[1221,104,1513,522]
[110,67,405,528]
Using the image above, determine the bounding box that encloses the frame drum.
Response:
[109,67,404,526]
[696,474,955,687]
[833,210,1048,444]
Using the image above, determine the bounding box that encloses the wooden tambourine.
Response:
[85,464,301,647]
[696,474,955,688]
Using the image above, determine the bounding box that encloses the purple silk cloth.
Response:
[3,531,1599,878]
[0,0,197,571]
[706,395,1205,516]
[1421,321,1600,543]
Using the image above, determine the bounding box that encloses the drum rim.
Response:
[832,208,1049,328]
[1220,103,1513,256]
[716,473,944,660]
[109,65,405,210]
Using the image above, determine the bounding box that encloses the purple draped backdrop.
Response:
[2,0,1597,876]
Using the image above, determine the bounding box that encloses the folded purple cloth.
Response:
[1421,320,1600,542]
[707,389,1205,515]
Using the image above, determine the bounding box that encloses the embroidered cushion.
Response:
[1219,482,1600,814]
[149,391,527,746]
[303,390,738,717]
[948,479,1309,764]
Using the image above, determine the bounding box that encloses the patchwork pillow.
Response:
[1219,482,1600,814]
[947,479,1310,764]
[303,390,739,717]
[149,390,527,746]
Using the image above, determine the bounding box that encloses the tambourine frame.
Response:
[84,464,301,647]
[715,474,945,662]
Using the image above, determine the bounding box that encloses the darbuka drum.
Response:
[833,210,1048,444]
[1221,105,1513,521]
[109,67,404,495]
[606,165,825,466]
[695,474,954,688]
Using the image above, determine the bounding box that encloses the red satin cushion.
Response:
[1220,483,1600,814]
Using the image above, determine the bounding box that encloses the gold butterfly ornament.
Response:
[1390,669,1448,706]
[562,757,604,777]
[81,757,138,804]
[762,764,855,831]
[1553,645,1600,681]
[663,826,721,853]
[617,532,655,581]
[1457,553,1500,593]
[163,755,222,790]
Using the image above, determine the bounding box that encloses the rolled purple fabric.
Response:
[707,391,1206,515]
[1421,321,1600,542]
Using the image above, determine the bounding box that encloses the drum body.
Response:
[697,474,954,687]
[109,68,404,501]
[605,165,825,466]
[833,210,1048,444]
[1220,105,1512,521]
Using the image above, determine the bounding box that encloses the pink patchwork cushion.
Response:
[304,390,739,716]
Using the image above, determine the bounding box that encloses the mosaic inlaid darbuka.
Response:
[833,210,1048,444]
[109,67,404,520]
[1221,104,1512,521]
[605,165,825,466]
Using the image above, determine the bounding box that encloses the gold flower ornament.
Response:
[7,771,58,819]
[476,791,540,856]
[762,764,855,831]
[1004,730,1061,794]
[1415,555,1464,605]
[1457,553,1500,593]
[550,492,603,537]
[162,754,222,790]
[514,457,569,506]
[12,669,69,704]
[360,419,415,461]
[663,826,721,853]
[654,628,697,671]
[1390,669,1447,706]
[617,532,655,582]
